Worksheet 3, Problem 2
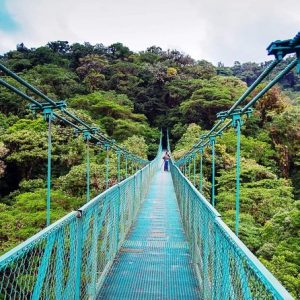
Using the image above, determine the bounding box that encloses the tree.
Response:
[254,85,288,126]
[0,77,28,115]
[173,123,202,159]
[180,76,246,127]
[2,118,47,180]
[47,41,70,54]
[2,50,32,72]
[68,91,137,120]
[0,189,83,254]
[16,43,30,53]
[268,106,300,196]
[58,163,105,197]
[231,61,261,85]
[29,46,69,67]
[165,79,205,107]
[76,54,109,91]
[68,42,96,69]
[258,201,300,298]
[0,143,8,178]
[107,43,132,60]
[216,62,233,76]
[167,67,177,77]
[23,64,84,99]
[182,60,216,80]
[106,61,143,97]
[217,160,294,225]
[122,135,148,159]
[219,129,277,171]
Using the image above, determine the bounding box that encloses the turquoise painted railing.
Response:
[0,145,162,300]
[170,159,293,300]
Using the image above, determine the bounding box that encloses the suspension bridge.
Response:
[0,33,299,299]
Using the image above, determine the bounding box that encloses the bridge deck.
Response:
[97,170,200,299]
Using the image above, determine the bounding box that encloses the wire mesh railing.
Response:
[170,160,293,300]
[0,145,162,300]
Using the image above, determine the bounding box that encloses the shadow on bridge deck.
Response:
[97,170,200,299]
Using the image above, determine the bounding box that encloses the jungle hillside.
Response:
[0,41,299,298]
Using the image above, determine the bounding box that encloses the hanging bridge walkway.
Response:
[0,33,299,299]
[98,170,200,299]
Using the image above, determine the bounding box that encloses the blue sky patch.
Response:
[0,0,19,32]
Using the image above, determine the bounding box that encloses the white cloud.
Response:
[0,0,299,65]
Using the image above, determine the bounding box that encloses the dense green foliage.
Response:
[0,41,299,297]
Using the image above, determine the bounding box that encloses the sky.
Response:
[0,0,299,65]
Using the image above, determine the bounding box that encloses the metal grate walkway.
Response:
[97,170,201,299]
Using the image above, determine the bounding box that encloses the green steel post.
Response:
[83,131,91,203]
[193,154,196,186]
[199,147,204,193]
[232,113,242,236]
[125,155,128,178]
[43,108,53,226]
[46,117,51,226]
[117,150,121,183]
[105,144,110,190]
[188,159,191,179]
[129,157,131,175]
[98,147,102,193]
[210,136,216,207]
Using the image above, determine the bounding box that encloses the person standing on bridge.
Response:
[162,151,170,171]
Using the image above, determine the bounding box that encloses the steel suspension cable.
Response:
[199,147,204,193]
[105,144,110,190]
[210,136,216,207]
[45,111,53,226]
[85,136,91,203]
[117,150,121,183]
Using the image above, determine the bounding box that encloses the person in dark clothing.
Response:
[162,151,170,171]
